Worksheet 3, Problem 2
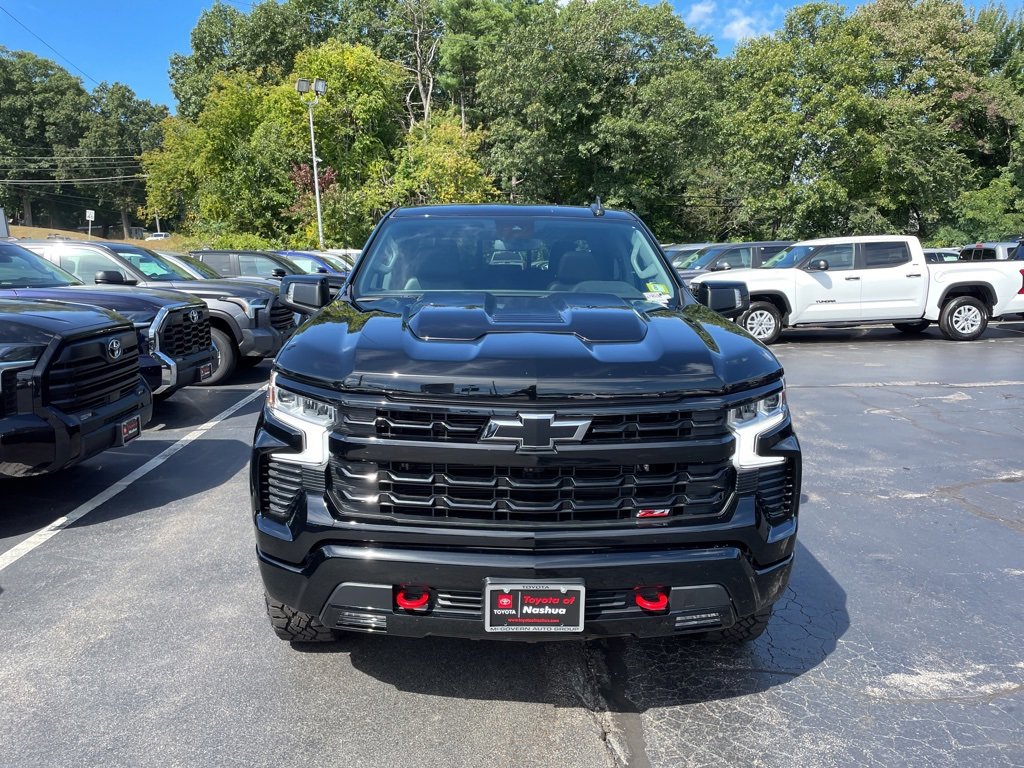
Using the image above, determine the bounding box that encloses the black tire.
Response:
[702,607,772,643]
[202,327,238,386]
[740,301,783,345]
[893,320,930,334]
[265,593,336,643]
[938,296,989,341]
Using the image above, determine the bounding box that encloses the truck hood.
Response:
[276,294,783,399]
[0,298,124,346]
[5,286,203,322]
[150,280,277,301]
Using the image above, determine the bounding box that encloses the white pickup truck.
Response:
[690,235,1024,344]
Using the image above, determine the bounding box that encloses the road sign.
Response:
[85,209,95,221]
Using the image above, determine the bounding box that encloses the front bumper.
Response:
[0,379,153,477]
[238,326,287,359]
[148,346,214,396]
[258,529,794,640]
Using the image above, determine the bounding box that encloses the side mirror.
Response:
[279,274,331,314]
[316,267,329,274]
[95,270,134,285]
[691,281,750,319]
[271,268,288,278]
[807,260,829,272]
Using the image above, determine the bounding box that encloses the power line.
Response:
[0,175,147,184]
[0,153,141,160]
[0,3,101,87]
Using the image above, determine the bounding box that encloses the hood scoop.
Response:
[405,292,649,343]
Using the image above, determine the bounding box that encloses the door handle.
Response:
[845,276,860,281]
[906,273,922,277]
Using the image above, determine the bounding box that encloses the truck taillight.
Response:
[1019,269,1024,294]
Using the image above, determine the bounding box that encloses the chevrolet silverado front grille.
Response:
[327,458,734,527]
[342,405,729,444]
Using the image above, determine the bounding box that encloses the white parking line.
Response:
[0,387,267,574]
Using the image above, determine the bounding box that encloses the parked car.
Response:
[923,248,962,263]
[254,203,800,645]
[154,250,224,280]
[1,240,213,398]
[274,250,349,276]
[190,250,303,279]
[958,242,1019,261]
[692,235,1024,344]
[663,242,713,269]
[0,298,153,477]
[21,240,294,384]
[145,232,171,241]
[675,241,794,285]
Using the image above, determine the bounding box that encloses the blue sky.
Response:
[0,1,1019,111]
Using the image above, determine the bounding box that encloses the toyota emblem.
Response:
[188,309,200,324]
[107,338,123,360]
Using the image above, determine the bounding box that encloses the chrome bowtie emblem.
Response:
[106,338,123,360]
[188,309,200,324]
[482,413,592,452]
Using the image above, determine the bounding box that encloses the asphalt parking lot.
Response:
[2,321,1023,768]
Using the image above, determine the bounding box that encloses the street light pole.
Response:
[296,77,328,250]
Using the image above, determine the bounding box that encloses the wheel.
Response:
[740,301,783,344]
[938,296,989,341]
[202,327,238,385]
[702,607,772,643]
[893,320,930,334]
[265,593,336,642]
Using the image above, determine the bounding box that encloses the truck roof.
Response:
[390,204,637,221]
[792,234,920,246]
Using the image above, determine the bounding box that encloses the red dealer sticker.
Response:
[484,579,585,632]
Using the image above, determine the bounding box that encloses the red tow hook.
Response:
[395,587,431,611]
[634,588,670,613]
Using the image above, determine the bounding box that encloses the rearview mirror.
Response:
[95,270,134,285]
[279,274,331,314]
[691,281,750,319]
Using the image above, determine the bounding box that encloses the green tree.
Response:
[390,114,495,204]
[0,48,90,226]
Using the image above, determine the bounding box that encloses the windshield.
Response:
[762,245,813,269]
[107,243,193,281]
[319,254,351,272]
[675,245,729,270]
[170,252,222,278]
[353,215,678,305]
[0,242,81,287]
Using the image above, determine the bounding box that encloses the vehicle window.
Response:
[0,242,81,287]
[239,254,282,277]
[286,256,322,273]
[763,246,811,269]
[714,247,752,269]
[862,242,911,268]
[107,245,187,280]
[981,248,997,261]
[353,216,677,305]
[50,247,125,283]
[199,253,234,274]
[806,244,855,271]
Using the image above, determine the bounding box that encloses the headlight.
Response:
[267,371,336,466]
[223,296,269,320]
[728,385,788,468]
[268,372,336,426]
[0,343,46,365]
[728,390,786,425]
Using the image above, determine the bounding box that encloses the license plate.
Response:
[199,363,213,381]
[120,414,142,444]
[484,579,585,633]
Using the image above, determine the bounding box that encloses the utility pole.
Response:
[296,78,327,250]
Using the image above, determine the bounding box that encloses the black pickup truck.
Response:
[1,298,152,477]
[0,241,213,398]
[252,204,801,643]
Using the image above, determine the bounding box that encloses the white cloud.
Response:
[685,1,717,27]
[721,7,774,42]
